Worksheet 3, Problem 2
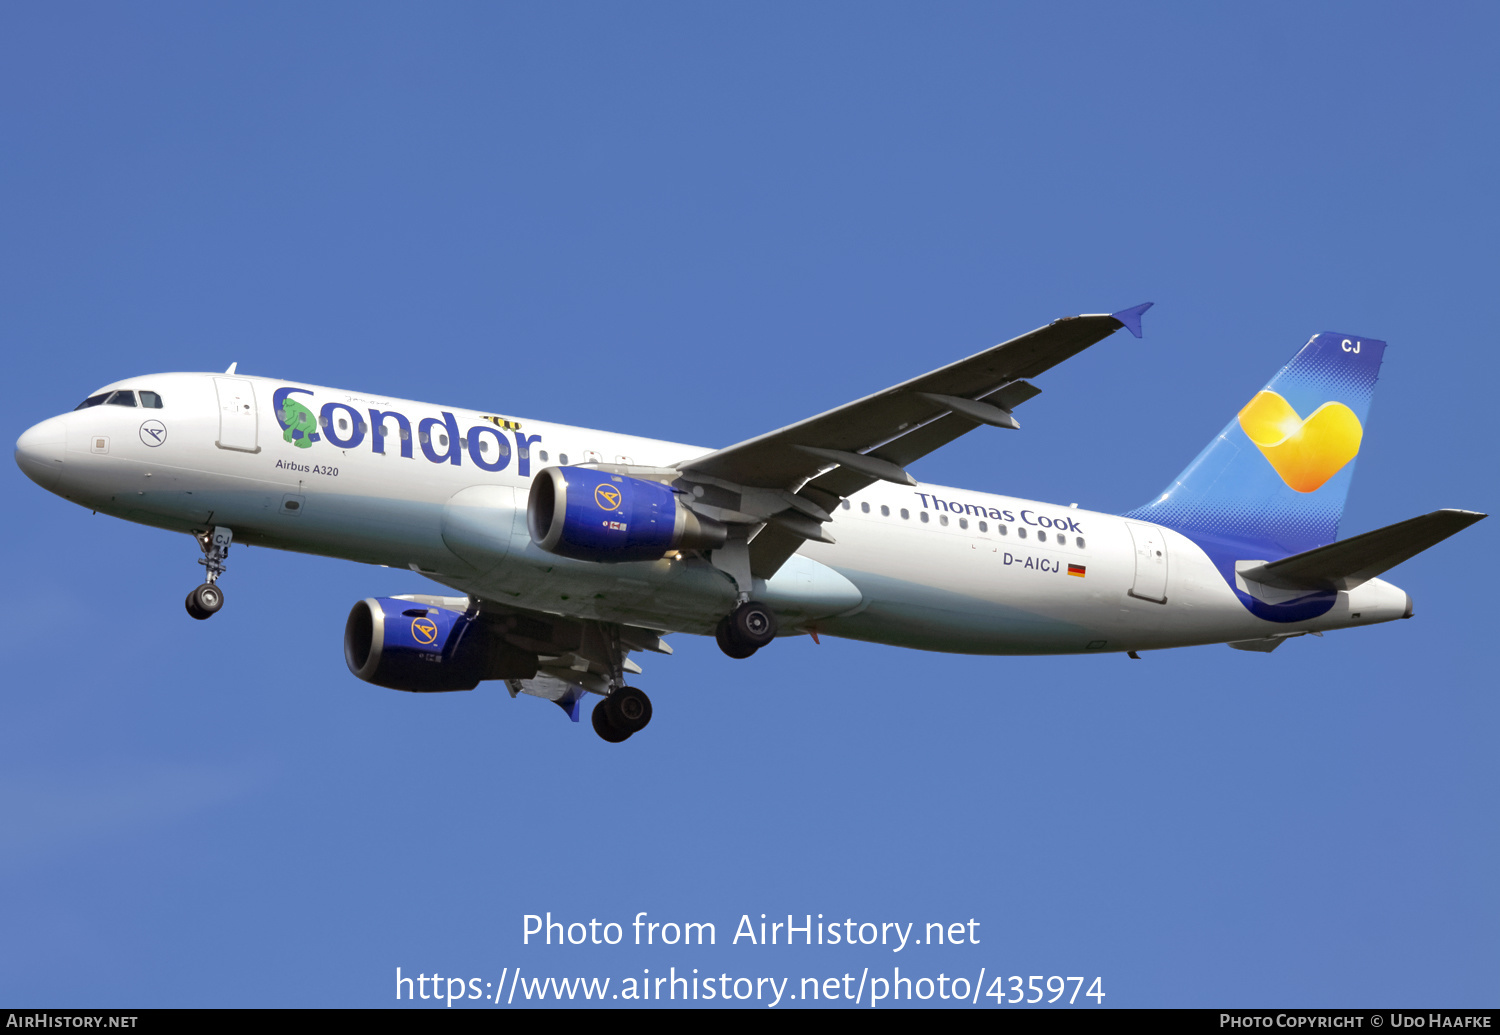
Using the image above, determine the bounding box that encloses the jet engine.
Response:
[528,466,726,563]
[343,597,538,693]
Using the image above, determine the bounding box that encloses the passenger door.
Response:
[214,377,259,453]
[1126,522,1169,603]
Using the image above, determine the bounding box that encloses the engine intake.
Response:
[528,467,726,563]
[344,597,538,693]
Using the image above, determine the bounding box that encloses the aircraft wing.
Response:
[675,304,1151,577]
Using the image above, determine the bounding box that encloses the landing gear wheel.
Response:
[731,600,777,647]
[716,616,758,659]
[185,582,224,621]
[604,686,652,735]
[716,601,777,658]
[591,700,632,743]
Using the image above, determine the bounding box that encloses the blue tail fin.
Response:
[1124,332,1386,560]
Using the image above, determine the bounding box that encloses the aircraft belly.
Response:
[457,546,862,635]
[816,570,1094,654]
[466,548,738,631]
[803,519,1121,653]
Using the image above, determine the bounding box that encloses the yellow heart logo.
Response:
[1237,390,1363,493]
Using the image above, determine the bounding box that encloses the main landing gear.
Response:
[715,600,778,659]
[185,526,233,621]
[591,685,653,743]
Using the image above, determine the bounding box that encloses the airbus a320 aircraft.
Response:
[14,305,1484,742]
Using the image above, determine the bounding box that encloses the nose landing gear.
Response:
[715,600,778,659]
[185,582,224,620]
[185,526,233,620]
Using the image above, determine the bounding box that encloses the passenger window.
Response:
[979,521,987,532]
[1018,527,1027,539]
[559,453,569,465]
[860,502,870,513]
[880,505,889,517]
[1077,537,1086,549]
[1038,530,1047,542]
[900,509,909,520]
[920,512,929,523]
[539,450,549,462]
[74,393,109,410]
[841,500,851,510]
[139,391,163,408]
[479,439,490,453]
[939,514,949,526]
[998,524,1008,535]
[958,517,968,529]
[106,390,137,407]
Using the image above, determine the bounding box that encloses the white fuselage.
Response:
[16,371,1411,655]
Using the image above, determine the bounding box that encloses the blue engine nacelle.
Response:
[343,597,538,693]
[528,467,727,563]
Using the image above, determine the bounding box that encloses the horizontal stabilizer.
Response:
[1238,509,1486,592]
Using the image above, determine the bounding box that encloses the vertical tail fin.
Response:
[1124,332,1386,559]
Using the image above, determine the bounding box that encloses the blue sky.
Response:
[2,2,1495,1008]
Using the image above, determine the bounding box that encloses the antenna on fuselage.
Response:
[224,362,237,374]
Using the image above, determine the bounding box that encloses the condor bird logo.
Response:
[1237,390,1363,493]
[410,617,439,645]
[595,484,622,511]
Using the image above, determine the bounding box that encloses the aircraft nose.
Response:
[15,415,67,491]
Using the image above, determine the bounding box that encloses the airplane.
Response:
[13,304,1485,742]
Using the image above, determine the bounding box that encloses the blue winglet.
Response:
[553,692,583,722]
[1110,301,1153,338]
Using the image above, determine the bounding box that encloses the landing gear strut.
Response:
[591,685,653,743]
[186,526,233,620]
[716,600,778,659]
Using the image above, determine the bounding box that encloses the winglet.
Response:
[1110,302,1153,339]
[555,694,582,722]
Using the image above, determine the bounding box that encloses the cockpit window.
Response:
[73,389,163,410]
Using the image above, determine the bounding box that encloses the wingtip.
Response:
[1111,302,1154,338]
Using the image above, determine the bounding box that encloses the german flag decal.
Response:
[1068,564,1086,578]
